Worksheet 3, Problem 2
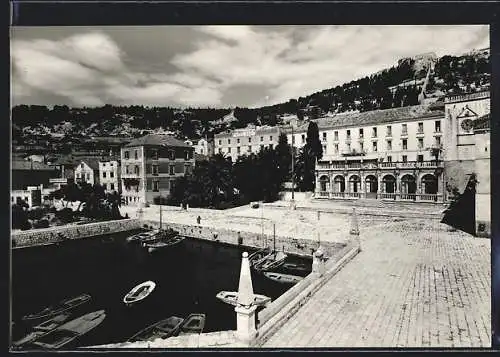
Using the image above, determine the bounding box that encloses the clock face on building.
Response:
[460,118,474,132]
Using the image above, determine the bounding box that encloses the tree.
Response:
[275,133,292,183]
[305,121,323,161]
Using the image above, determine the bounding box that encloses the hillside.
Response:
[12,48,490,153]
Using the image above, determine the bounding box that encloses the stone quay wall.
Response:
[142,220,346,259]
[11,219,142,249]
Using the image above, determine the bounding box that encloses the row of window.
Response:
[124,164,192,175]
[75,173,92,181]
[329,135,441,154]
[102,171,115,178]
[123,149,192,160]
[218,144,273,155]
[218,135,274,146]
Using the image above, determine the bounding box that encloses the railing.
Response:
[318,191,330,198]
[317,160,443,170]
[379,162,396,168]
[399,194,416,201]
[378,193,396,200]
[315,191,442,202]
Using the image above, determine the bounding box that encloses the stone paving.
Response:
[262,217,491,348]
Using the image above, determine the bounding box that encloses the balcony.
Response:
[341,150,366,157]
[317,160,443,171]
[400,131,408,137]
[416,130,425,137]
[316,191,443,202]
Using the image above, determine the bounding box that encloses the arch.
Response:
[348,174,361,193]
[333,175,345,193]
[365,175,378,194]
[319,175,330,192]
[382,174,396,194]
[401,174,416,194]
[421,174,438,194]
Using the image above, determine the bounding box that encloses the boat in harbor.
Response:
[126,230,161,243]
[142,235,185,253]
[178,314,206,336]
[123,281,156,306]
[253,251,288,271]
[128,316,184,342]
[263,272,304,284]
[248,247,270,264]
[216,291,271,307]
[22,294,91,324]
[13,313,73,349]
[281,262,310,273]
[31,310,106,349]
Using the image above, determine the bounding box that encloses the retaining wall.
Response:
[11,219,142,249]
[142,220,346,258]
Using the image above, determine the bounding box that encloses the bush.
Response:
[20,220,32,231]
[55,208,74,224]
[33,219,50,229]
[27,207,48,221]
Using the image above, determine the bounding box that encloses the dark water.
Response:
[11,231,311,349]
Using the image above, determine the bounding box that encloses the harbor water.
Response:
[11,230,312,348]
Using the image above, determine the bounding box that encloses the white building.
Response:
[74,160,100,186]
[98,160,121,193]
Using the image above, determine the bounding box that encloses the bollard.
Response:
[349,208,361,251]
[312,247,325,277]
[235,252,258,344]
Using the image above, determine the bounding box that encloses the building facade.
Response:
[98,160,121,193]
[74,160,100,186]
[473,113,490,237]
[194,138,215,157]
[214,125,281,162]
[120,134,195,206]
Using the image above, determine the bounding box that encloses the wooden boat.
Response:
[253,251,288,271]
[216,291,271,307]
[31,310,106,349]
[13,313,72,349]
[128,316,184,342]
[178,314,206,336]
[142,235,185,253]
[263,272,303,284]
[141,228,179,243]
[282,262,310,273]
[123,281,156,306]
[22,294,91,324]
[248,247,270,263]
[126,230,160,243]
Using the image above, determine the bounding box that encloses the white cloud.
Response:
[11,25,489,108]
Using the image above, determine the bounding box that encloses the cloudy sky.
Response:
[11,25,489,109]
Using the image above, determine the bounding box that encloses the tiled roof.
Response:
[12,160,56,171]
[78,159,100,170]
[474,113,490,131]
[283,104,444,133]
[124,134,192,148]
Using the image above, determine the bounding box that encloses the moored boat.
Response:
[13,313,73,349]
[248,247,270,264]
[178,314,206,335]
[128,316,184,342]
[263,272,303,284]
[253,251,288,271]
[22,294,91,324]
[216,291,271,307]
[123,281,156,306]
[282,262,310,273]
[143,235,185,253]
[31,310,106,349]
[126,230,160,243]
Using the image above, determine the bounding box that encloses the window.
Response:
[418,138,424,149]
[301,134,305,143]
[134,166,140,175]
[387,140,392,151]
[435,136,441,146]
[418,122,424,134]
[386,125,392,136]
[435,120,441,132]
[347,143,351,151]
[185,151,191,160]
[322,132,327,141]
[372,141,378,152]
[261,136,264,142]
[228,139,231,144]
[402,123,408,135]
[387,156,392,163]
[86,174,90,181]
[402,155,408,162]
[110,172,114,178]
[169,165,175,175]
[359,128,363,138]
[334,131,339,141]
[334,144,339,154]
[346,130,351,139]
[153,181,159,192]
[110,183,114,190]
[228,147,231,153]
[237,147,241,154]
[270,136,273,141]
[291,136,295,144]
[360,142,364,152]
[124,151,129,159]
[134,150,138,160]
[248,145,251,152]
[152,165,159,175]
[110,162,113,167]
[219,148,222,154]
[81,163,84,169]
[151,150,158,160]
[402,139,408,150]
[237,138,240,144]
[249,137,252,143]
[125,165,129,174]
[169,150,175,160]
[372,127,377,138]
[102,172,107,178]
[417,155,424,162]
[218,139,222,145]
[322,145,326,153]
[11,197,14,202]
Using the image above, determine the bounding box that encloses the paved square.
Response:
[262,216,491,348]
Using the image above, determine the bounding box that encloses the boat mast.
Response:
[273,222,276,253]
[159,199,162,230]
[291,125,295,201]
